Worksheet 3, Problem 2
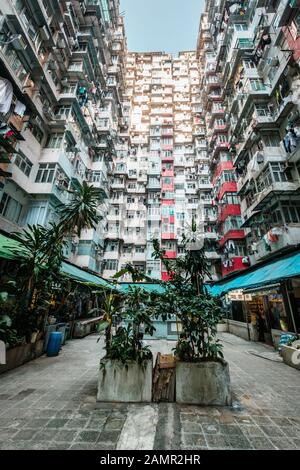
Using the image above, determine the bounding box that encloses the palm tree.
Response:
[59,180,104,237]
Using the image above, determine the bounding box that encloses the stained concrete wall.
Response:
[176,360,232,406]
[97,359,152,403]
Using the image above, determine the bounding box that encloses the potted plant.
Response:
[150,221,232,406]
[97,286,154,403]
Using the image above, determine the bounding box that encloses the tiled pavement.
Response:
[0,333,299,450]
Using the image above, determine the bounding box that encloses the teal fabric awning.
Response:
[61,261,115,290]
[119,282,166,294]
[210,251,300,297]
[0,232,115,290]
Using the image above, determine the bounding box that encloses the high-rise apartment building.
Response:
[197,0,300,279]
[0,0,126,272]
[2,0,300,285]
[102,51,221,281]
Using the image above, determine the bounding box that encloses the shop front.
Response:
[224,282,298,348]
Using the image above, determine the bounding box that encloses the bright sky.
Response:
[120,0,205,54]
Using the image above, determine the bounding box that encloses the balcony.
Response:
[217,182,238,201]
[161,233,176,240]
[111,180,125,189]
[249,225,300,266]
[218,204,241,223]
[164,251,177,259]
[103,250,119,260]
[148,179,161,190]
[243,181,300,220]
[219,230,245,248]
[211,141,230,159]
[198,181,213,190]
[205,251,221,260]
[213,122,229,133]
[67,61,85,79]
[161,144,173,152]
[252,97,295,130]
[221,256,249,277]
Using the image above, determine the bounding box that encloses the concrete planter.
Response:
[0,340,45,375]
[176,359,232,406]
[281,345,300,370]
[217,322,228,333]
[97,358,153,403]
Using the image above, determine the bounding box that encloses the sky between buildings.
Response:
[120,0,205,54]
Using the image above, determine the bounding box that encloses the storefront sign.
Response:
[226,290,252,301]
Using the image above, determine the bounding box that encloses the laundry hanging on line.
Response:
[0,77,13,115]
[14,100,26,117]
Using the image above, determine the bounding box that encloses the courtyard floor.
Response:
[0,333,300,450]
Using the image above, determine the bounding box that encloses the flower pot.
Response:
[176,359,232,405]
[97,358,153,403]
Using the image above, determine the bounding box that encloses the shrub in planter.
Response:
[148,223,232,406]
[97,287,155,403]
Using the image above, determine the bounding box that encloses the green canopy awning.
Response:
[118,282,166,294]
[210,250,300,297]
[0,232,115,290]
[0,233,29,259]
[61,261,115,289]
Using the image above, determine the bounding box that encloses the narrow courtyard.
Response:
[0,333,299,451]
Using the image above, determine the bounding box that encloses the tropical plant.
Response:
[58,180,104,236]
[95,290,123,349]
[0,297,24,347]
[151,225,223,361]
[98,286,155,364]
[117,220,223,362]
[4,179,106,343]
[106,324,152,365]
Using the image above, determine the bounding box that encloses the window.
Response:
[90,171,104,183]
[2,45,28,84]
[271,163,293,182]
[26,205,46,225]
[283,204,300,224]
[104,259,118,271]
[35,163,56,183]
[162,177,172,185]
[263,133,281,147]
[249,79,267,91]
[224,216,243,232]
[135,246,145,253]
[243,59,256,69]
[14,151,32,177]
[234,23,248,31]
[55,106,71,119]
[222,193,239,205]
[46,133,63,148]
[30,123,44,144]
[0,192,22,223]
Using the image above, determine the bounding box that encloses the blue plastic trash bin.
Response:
[47,331,63,357]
